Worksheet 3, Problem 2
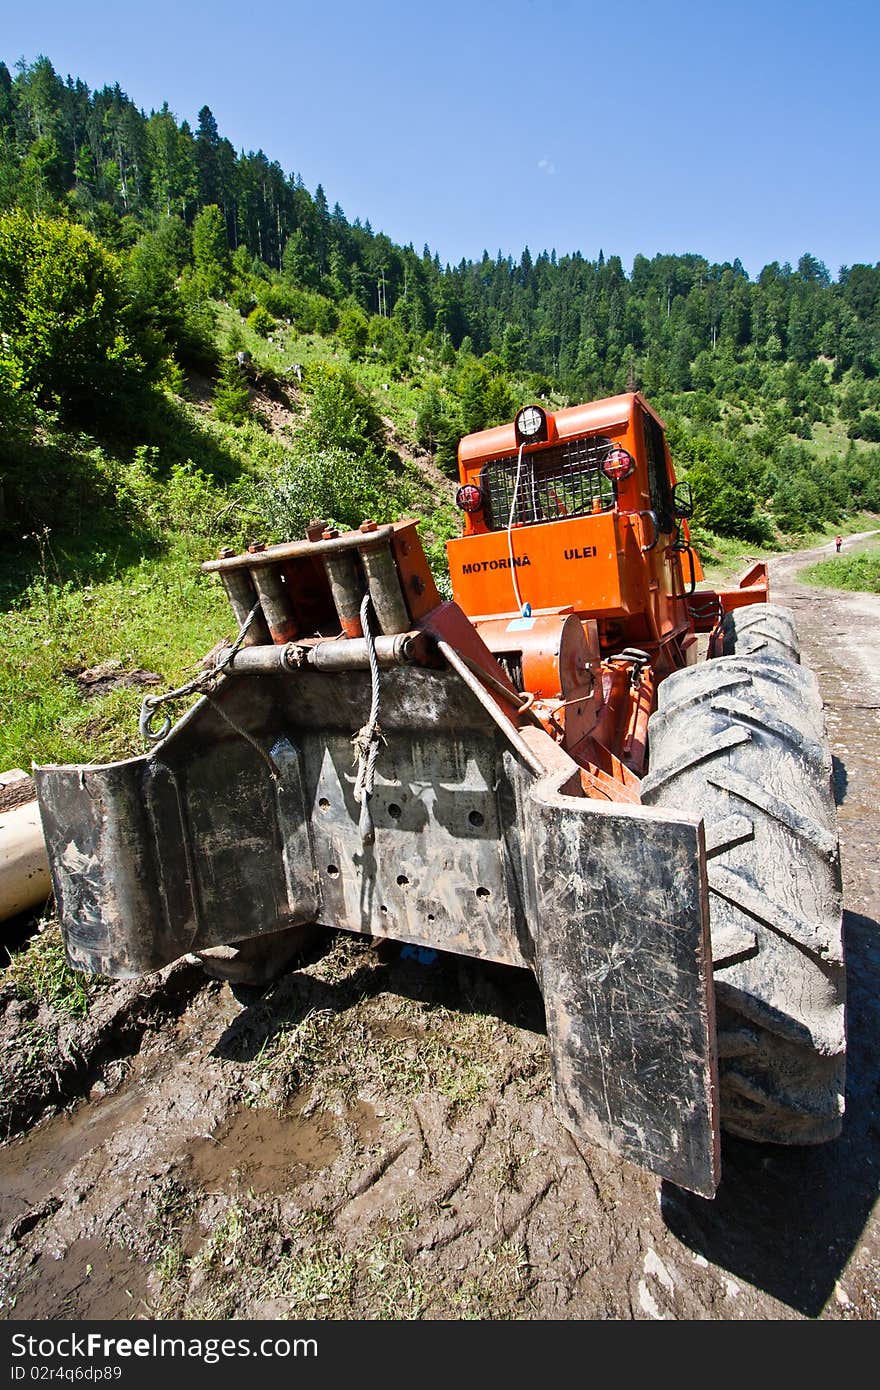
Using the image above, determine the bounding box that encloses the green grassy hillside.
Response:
[801,536,880,593]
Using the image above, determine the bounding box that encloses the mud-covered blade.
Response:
[36,662,719,1195]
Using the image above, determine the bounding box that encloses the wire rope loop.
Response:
[352,591,383,845]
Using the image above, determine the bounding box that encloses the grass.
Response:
[2,923,99,1016]
[147,1194,417,1320]
[0,336,461,774]
[361,1233,426,1319]
[0,537,233,770]
[270,1245,357,1313]
[807,417,871,463]
[251,1008,340,1104]
[214,305,429,447]
[801,537,880,593]
[695,513,880,587]
[147,1187,529,1320]
[0,478,456,774]
[251,992,497,1115]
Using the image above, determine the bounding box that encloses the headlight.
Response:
[514,405,548,443]
[602,447,635,482]
[455,483,483,513]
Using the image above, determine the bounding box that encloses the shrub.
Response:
[256,282,299,319]
[260,442,390,540]
[859,412,880,442]
[175,270,219,371]
[338,305,369,359]
[247,304,275,338]
[0,209,146,421]
[415,384,462,475]
[454,358,515,435]
[0,354,32,447]
[125,224,215,373]
[192,204,230,298]
[255,283,338,335]
[676,432,769,542]
[302,366,385,456]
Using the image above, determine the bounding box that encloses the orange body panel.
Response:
[450,511,647,620]
[445,392,763,799]
[448,392,694,650]
[456,393,648,540]
[459,393,645,480]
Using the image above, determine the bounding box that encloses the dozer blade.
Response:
[35,656,719,1195]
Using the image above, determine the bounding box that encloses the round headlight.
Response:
[456,483,483,513]
[514,405,547,443]
[602,447,635,482]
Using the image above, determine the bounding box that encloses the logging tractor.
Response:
[34,392,845,1197]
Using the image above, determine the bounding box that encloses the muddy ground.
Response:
[1,536,879,1321]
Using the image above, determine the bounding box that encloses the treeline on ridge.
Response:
[2,54,880,554]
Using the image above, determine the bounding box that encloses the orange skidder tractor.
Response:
[35,392,845,1197]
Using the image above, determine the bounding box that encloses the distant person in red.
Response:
[835,535,843,552]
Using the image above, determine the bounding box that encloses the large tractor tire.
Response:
[718,602,801,664]
[642,647,846,1146]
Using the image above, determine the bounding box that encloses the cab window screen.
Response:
[480,435,615,530]
[642,413,675,533]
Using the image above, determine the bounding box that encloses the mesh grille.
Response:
[480,435,616,531]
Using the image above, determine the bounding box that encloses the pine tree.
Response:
[213,355,250,424]
[195,105,220,205]
[192,203,230,296]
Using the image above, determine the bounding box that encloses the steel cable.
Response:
[352,590,383,844]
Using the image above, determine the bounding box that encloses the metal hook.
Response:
[139,696,172,744]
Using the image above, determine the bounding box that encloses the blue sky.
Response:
[4,0,879,279]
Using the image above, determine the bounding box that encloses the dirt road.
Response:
[1,538,879,1321]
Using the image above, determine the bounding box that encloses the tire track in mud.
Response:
[1,539,880,1320]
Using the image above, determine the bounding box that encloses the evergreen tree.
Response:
[213,355,250,423]
[192,202,230,296]
[195,105,220,205]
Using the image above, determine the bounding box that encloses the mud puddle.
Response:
[0,983,242,1242]
[186,1102,342,1195]
[349,1098,383,1146]
[7,1238,150,1321]
[0,1086,147,1232]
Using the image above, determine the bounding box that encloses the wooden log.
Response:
[1,795,51,921]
